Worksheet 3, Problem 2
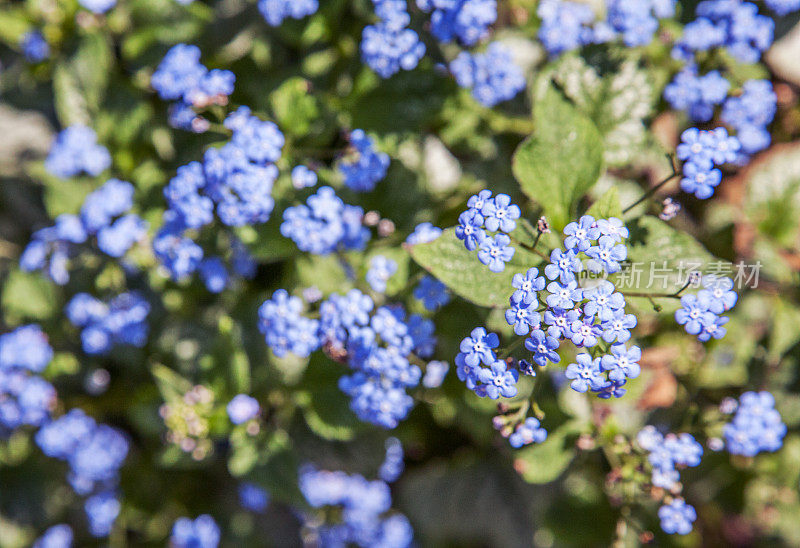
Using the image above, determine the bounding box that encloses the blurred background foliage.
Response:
[0,0,800,546]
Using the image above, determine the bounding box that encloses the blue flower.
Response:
[585,235,627,274]
[524,329,560,367]
[702,275,737,313]
[85,492,120,537]
[459,327,499,367]
[722,79,777,154]
[477,234,515,273]
[406,222,442,245]
[21,31,49,62]
[545,280,582,309]
[509,417,547,448]
[506,294,541,336]
[596,217,629,242]
[563,215,600,251]
[537,0,596,55]
[664,66,729,122]
[600,309,637,343]
[569,316,601,348]
[676,127,716,168]
[565,353,604,393]
[544,307,580,339]
[227,394,260,424]
[170,515,220,548]
[467,189,493,212]
[413,275,450,311]
[697,312,728,342]
[583,280,625,321]
[477,360,519,399]
[481,193,521,233]
[658,499,696,535]
[339,129,389,192]
[680,161,721,200]
[422,360,449,388]
[367,255,398,293]
[675,292,712,336]
[512,267,546,305]
[600,344,641,382]
[545,248,582,284]
[291,165,318,189]
[239,483,270,512]
[455,209,486,251]
[378,437,404,483]
[455,352,480,389]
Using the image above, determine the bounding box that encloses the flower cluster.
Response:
[159,385,215,460]
[455,327,518,399]
[675,274,737,341]
[258,0,318,26]
[537,0,596,56]
[170,514,220,548]
[449,43,525,107]
[636,426,703,535]
[0,325,56,432]
[21,179,147,284]
[44,125,111,179]
[723,391,786,456]
[455,189,520,272]
[676,127,741,199]
[36,409,128,536]
[417,0,497,46]
[338,129,390,192]
[603,0,675,47]
[66,292,150,355]
[154,106,277,283]
[361,0,425,79]
[538,0,674,56]
[527,217,640,398]
[721,79,777,155]
[151,44,235,133]
[664,67,730,123]
[299,465,413,547]
[259,288,436,428]
[281,186,370,254]
[21,30,49,62]
[366,255,398,293]
[672,1,774,64]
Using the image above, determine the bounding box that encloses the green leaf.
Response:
[53,65,91,127]
[513,420,582,484]
[552,55,660,167]
[512,81,604,230]
[585,185,622,219]
[296,356,364,441]
[150,363,192,401]
[269,77,322,137]
[407,228,543,308]
[0,270,58,322]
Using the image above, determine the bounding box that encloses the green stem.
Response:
[622,154,680,215]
